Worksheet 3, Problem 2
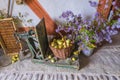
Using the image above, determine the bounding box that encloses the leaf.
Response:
[90,39,96,43]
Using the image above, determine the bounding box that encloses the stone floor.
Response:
[0,34,120,80]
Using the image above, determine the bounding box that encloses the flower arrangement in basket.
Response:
[49,11,79,59]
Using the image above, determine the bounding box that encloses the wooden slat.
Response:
[97,0,113,19]
[35,18,49,59]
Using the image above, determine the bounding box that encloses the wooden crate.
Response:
[0,18,21,56]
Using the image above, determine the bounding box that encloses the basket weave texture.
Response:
[0,18,21,55]
[50,45,73,59]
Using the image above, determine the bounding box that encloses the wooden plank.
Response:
[0,18,13,21]
[35,18,49,59]
[32,59,80,70]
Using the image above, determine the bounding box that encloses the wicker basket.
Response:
[0,18,21,56]
[50,44,73,59]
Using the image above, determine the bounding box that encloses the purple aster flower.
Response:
[112,1,116,6]
[95,12,100,18]
[64,27,71,33]
[66,18,69,20]
[66,11,74,17]
[77,41,81,46]
[106,26,110,30]
[116,25,120,29]
[67,11,73,15]
[117,18,120,23]
[71,26,75,30]
[109,30,113,35]
[89,1,98,7]
[83,20,88,24]
[115,6,119,10]
[81,44,85,48]
[104,35,111,42]
[86,36,89,41]
[78,14,81,16]
[67,27,72,32]
[78,25,82,30]
[60,27,64,30]
[88,21,92,26]
[55,25,62,32]
[109,40,112,43]
[102,30,106,34]
[64,29,68,33]
[75,21,79,25]
[98,21,101,26]
[67,34,72,37]
[61,12,68,18]
[111,25,116,29]
[112,30,118,35]
[55,29,60,33]
[60,11,73,19]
